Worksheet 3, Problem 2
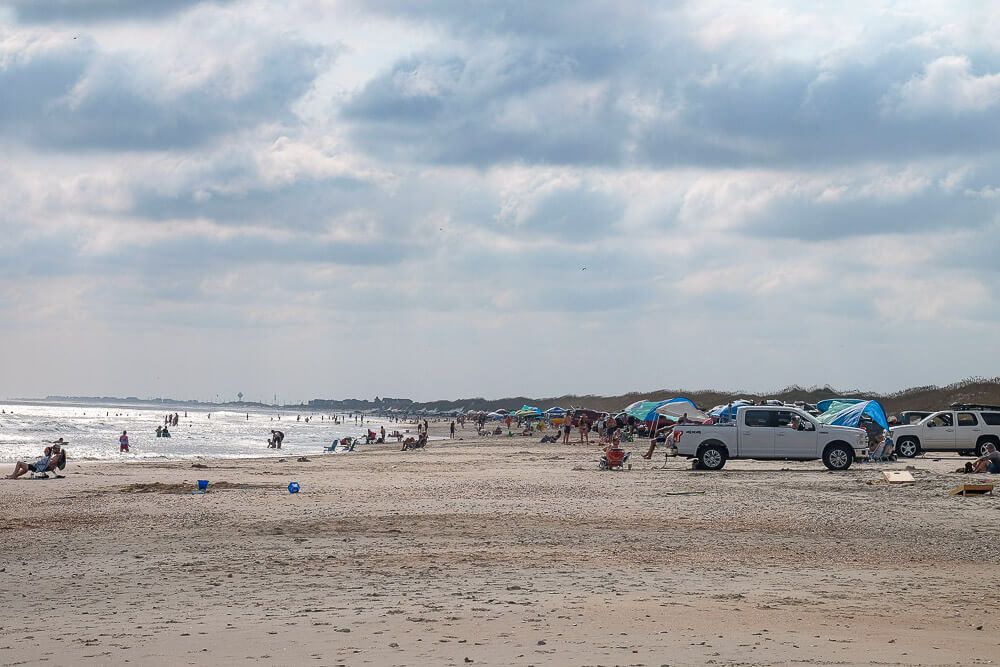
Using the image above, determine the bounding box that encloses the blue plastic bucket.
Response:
[197,480,209,491]
[287,481,300,494]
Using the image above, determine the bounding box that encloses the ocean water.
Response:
[0,401,404,463]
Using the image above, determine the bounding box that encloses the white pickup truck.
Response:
[673,406,869,471]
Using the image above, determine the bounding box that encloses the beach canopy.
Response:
[817,400,889,430]
[624,397,697,422]
[486,411,506,419]
[707,400,753,419]
[513,405,543,418]
[544,407,567,415]
[816,398,864,413]
[655,402,709,423]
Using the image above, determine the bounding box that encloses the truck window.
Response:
[775,410,794,427]
[982,413,1000,426]
[958,412,978,426]
[744,410,771,427]
[927,413,953,428]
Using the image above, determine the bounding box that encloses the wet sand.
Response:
[2,423,999,666]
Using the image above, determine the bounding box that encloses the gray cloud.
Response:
[342,48,629,166]
[0,28,325,151]
[5,0,232,22]
[343,4,1000,170]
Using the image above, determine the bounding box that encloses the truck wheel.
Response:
[823,443,853,471]
[976,437,999,457]
[896,437,920,458]
[698,444,727,471]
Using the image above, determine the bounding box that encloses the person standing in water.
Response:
[119,430,130,453]
[271,430,285,449]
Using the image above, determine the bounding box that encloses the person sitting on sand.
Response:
[6,446,52,479]
[402,432,428,451]
[37,443,66,478]
[971,442,1000,474]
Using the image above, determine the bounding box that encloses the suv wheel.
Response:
[697,444,727,471]
[897,437,920,458]
[976,438,999,458]
[823,443,853,471]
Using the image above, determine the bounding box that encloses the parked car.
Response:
[673,406,868,471]
[889,405,1000,457]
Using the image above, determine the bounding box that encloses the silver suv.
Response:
[890,404,1000,458]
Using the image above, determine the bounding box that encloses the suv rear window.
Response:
[744,410,771,427]
[958,412,979,426]
[982,412,1000,426]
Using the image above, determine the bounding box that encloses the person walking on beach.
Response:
[119,430,130,453]
[562,413,573,444]
[450,421,456,438]
[380,426,386,442]
[579,416,590,444]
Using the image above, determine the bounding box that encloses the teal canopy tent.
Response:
[625,397,697,422]
[817,400,889,430]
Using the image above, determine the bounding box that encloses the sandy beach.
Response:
[2,422,999,666]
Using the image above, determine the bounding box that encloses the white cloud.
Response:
[886,55,1000,116]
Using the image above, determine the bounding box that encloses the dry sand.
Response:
[2,422,999,666]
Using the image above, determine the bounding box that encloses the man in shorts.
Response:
[971,442,1000,474]
[119,430,130,453]
[6,446,52,479]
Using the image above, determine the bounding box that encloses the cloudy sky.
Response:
[1,1,998,403]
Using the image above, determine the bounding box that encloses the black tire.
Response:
[896,437,920,458]
[823,443,854,471]
[958,450,973,457]
[697,444,727,471]
[976,437,999,458]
